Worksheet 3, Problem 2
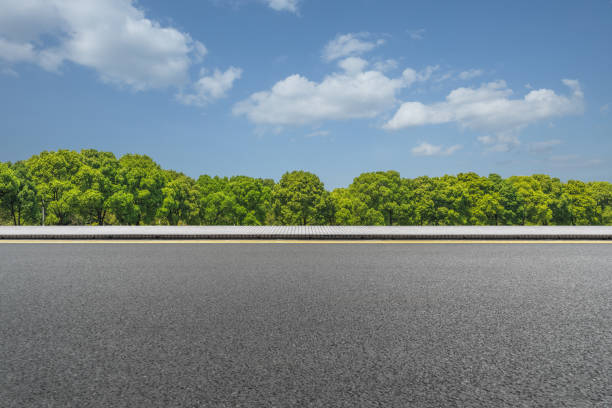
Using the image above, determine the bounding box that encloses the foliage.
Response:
[272,171,331,225]
[1,149,611,226]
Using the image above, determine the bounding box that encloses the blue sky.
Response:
[1,0,611,188]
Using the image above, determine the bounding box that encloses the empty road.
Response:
[1,243,611,407]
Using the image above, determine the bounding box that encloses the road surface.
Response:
[1,243,611,407]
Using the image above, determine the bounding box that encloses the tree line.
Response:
[1,149,611,226]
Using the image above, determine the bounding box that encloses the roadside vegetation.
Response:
[1,149,611,226]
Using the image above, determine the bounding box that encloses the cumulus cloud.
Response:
[265,0,300,12]
[233,58,436,125]
[177,67,242,106]
[411,142,462,156]
[0,0,209,90]
[322,33,385,62]
[337,56,369,74]
[373,59,398,72]
[0,0,62,42]
[458,68,483,80]
[384,79,584,134]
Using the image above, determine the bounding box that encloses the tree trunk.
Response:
[10,202,17,225]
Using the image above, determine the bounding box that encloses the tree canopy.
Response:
[1,149,611,226]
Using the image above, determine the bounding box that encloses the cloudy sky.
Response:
[1,0,610,187]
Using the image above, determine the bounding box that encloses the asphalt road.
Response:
[1,243,611,407]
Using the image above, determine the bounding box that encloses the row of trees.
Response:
[1,149,611,226]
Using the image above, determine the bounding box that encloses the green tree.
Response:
[403,176,437,225]
[349,171,401,225]
[26,150,82,224]
[589,182,612,224]
[272,171,328,225]
[3,149,612,227]
[74,149,119,224]
[116,154,166,224]
[106,191,139,225]
[0,162,21,225]
[158,174,200,225]
[73,165,112,224]
[560,180,598,225]
[227,176,274,225]
[508,176,554,225]
[200,191,241,225]
[7,161,39,225]
[331,188,384,225]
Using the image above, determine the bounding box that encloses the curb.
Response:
[1,226,612,240]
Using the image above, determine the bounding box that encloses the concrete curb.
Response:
[1,226,612,240]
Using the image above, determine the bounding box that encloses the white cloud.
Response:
[477,134,520,152]
[528,139,562,153]
[265,0,299,12]
[212,0,301,13]
[414,65,439,81]
[407,28,425,40]
[234,70,400,125]
[601,104,609,113]
[373,59,398,72]
[411,142,462,156]
[0,37,37,63]
[0,0,63,42]
[322,33,385,62]
[177,67,242,106]
[233,58,435,125]
[384,79,584,134]
[337,56,369,74]
[458,69,483,80]
[0,0,209,90]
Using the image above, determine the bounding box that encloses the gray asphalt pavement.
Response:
[1,243,611,407]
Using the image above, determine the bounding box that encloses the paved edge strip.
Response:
[1,235,612,240]
[1,240,612,244]
[2,227,612,240]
